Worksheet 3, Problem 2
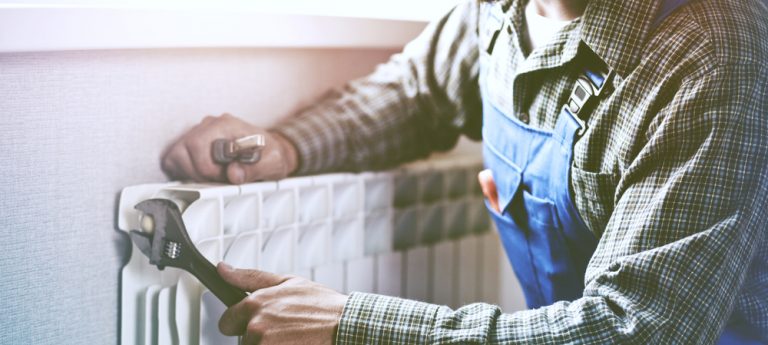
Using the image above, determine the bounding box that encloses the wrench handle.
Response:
[186,251,248,307]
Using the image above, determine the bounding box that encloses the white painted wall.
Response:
[0,3,526,344]
[0,45,401,344]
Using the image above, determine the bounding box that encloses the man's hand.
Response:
[161,114,299,184]
[217,263,348,345]
[478,169,500,213]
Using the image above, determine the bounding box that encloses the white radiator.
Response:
[117,154,510,345]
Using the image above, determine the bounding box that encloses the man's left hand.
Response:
[216,263,348,345]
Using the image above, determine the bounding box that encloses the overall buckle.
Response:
[565,68,614,136]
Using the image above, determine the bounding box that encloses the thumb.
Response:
[225,152,286,184]
[217,262,288,292]
[226,161,272,184]
[226,163,247,184]
[225,131,297,184]
[478,169,500,213]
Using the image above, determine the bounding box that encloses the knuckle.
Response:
[282,274,300,281]
[200,116,220,127]
[246,319,267,337]
[282,275,304,285]
[244,295,262,311]
[185,137,206,152]
[161,156,174,172]
[161,148,184,172]
[166,142,185,157]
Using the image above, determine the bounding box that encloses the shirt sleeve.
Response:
[335,63,768,344]
[270,1,482,175]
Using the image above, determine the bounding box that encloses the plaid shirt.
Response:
[274,0,768,343]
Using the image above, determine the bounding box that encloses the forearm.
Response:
[272,1,482,175]
[335,292,647,344]
[336,218,761,345]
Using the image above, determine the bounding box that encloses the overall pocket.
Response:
[483,136,577,306]
[518,189,578,303]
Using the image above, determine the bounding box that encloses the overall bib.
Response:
[480,2,763,343]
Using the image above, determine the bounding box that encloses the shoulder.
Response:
[685,0,768,66]
[643,0,767,80]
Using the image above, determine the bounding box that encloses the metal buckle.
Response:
[567,69,614,136]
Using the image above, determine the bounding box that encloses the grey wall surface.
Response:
[0,48,394,344]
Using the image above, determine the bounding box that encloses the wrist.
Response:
[269,130,299,176]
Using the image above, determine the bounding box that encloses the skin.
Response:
[161,1,586,342]
[216,263,347,345]
[161,113,299,184]
[529,0,587,21]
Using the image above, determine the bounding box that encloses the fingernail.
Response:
[219,262,233,271]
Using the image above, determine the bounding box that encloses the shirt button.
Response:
[519,112,530,124]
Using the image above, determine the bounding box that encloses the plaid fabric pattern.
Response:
[274,0,768,343]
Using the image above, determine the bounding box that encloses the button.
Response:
[519,112,530,124]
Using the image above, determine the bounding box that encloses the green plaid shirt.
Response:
[274,0,768,343]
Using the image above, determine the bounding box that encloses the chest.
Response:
[478,2,581,131]
[477,2,628,234]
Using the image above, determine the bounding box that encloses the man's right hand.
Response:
[161,113,299,184]
[478,169,500,213]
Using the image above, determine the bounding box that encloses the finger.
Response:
[163,146,204,182]
[200,114,216,125]
[217,263,288,292]
[161,141,186,180]
[160,124,195,176]
[226,162,248,184]
[176,148,206,182]
[161,151,178,180]
[227,161,281,184]
[227,144,287,184]
[185,140,225,181]
[478,169,500,212]
[242,323,264,345]
[226,159,282,184]
[218,297,258,336]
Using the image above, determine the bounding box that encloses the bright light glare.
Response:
[0,0,463,21]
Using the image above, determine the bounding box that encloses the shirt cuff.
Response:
[335,292,440,345]
[270,110,347,176]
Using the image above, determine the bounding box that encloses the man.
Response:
[162,0,768,343]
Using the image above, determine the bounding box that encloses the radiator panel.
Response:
[118,154,519,344]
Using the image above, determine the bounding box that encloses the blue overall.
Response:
[481,71,598,309]
[480,2,763,343]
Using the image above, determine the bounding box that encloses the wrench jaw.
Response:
[133,199,196,271]
[130,198,249,306]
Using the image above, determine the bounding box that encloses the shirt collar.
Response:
[580,0,663,77]
[505,0,664,78]
[506,0,582,75]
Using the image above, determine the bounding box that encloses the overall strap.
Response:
[566,0,690,135]
[563,62,613,136]
[482,0,692,135]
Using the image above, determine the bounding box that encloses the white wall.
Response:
[0,3,526,343]
[0,47,400,344]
